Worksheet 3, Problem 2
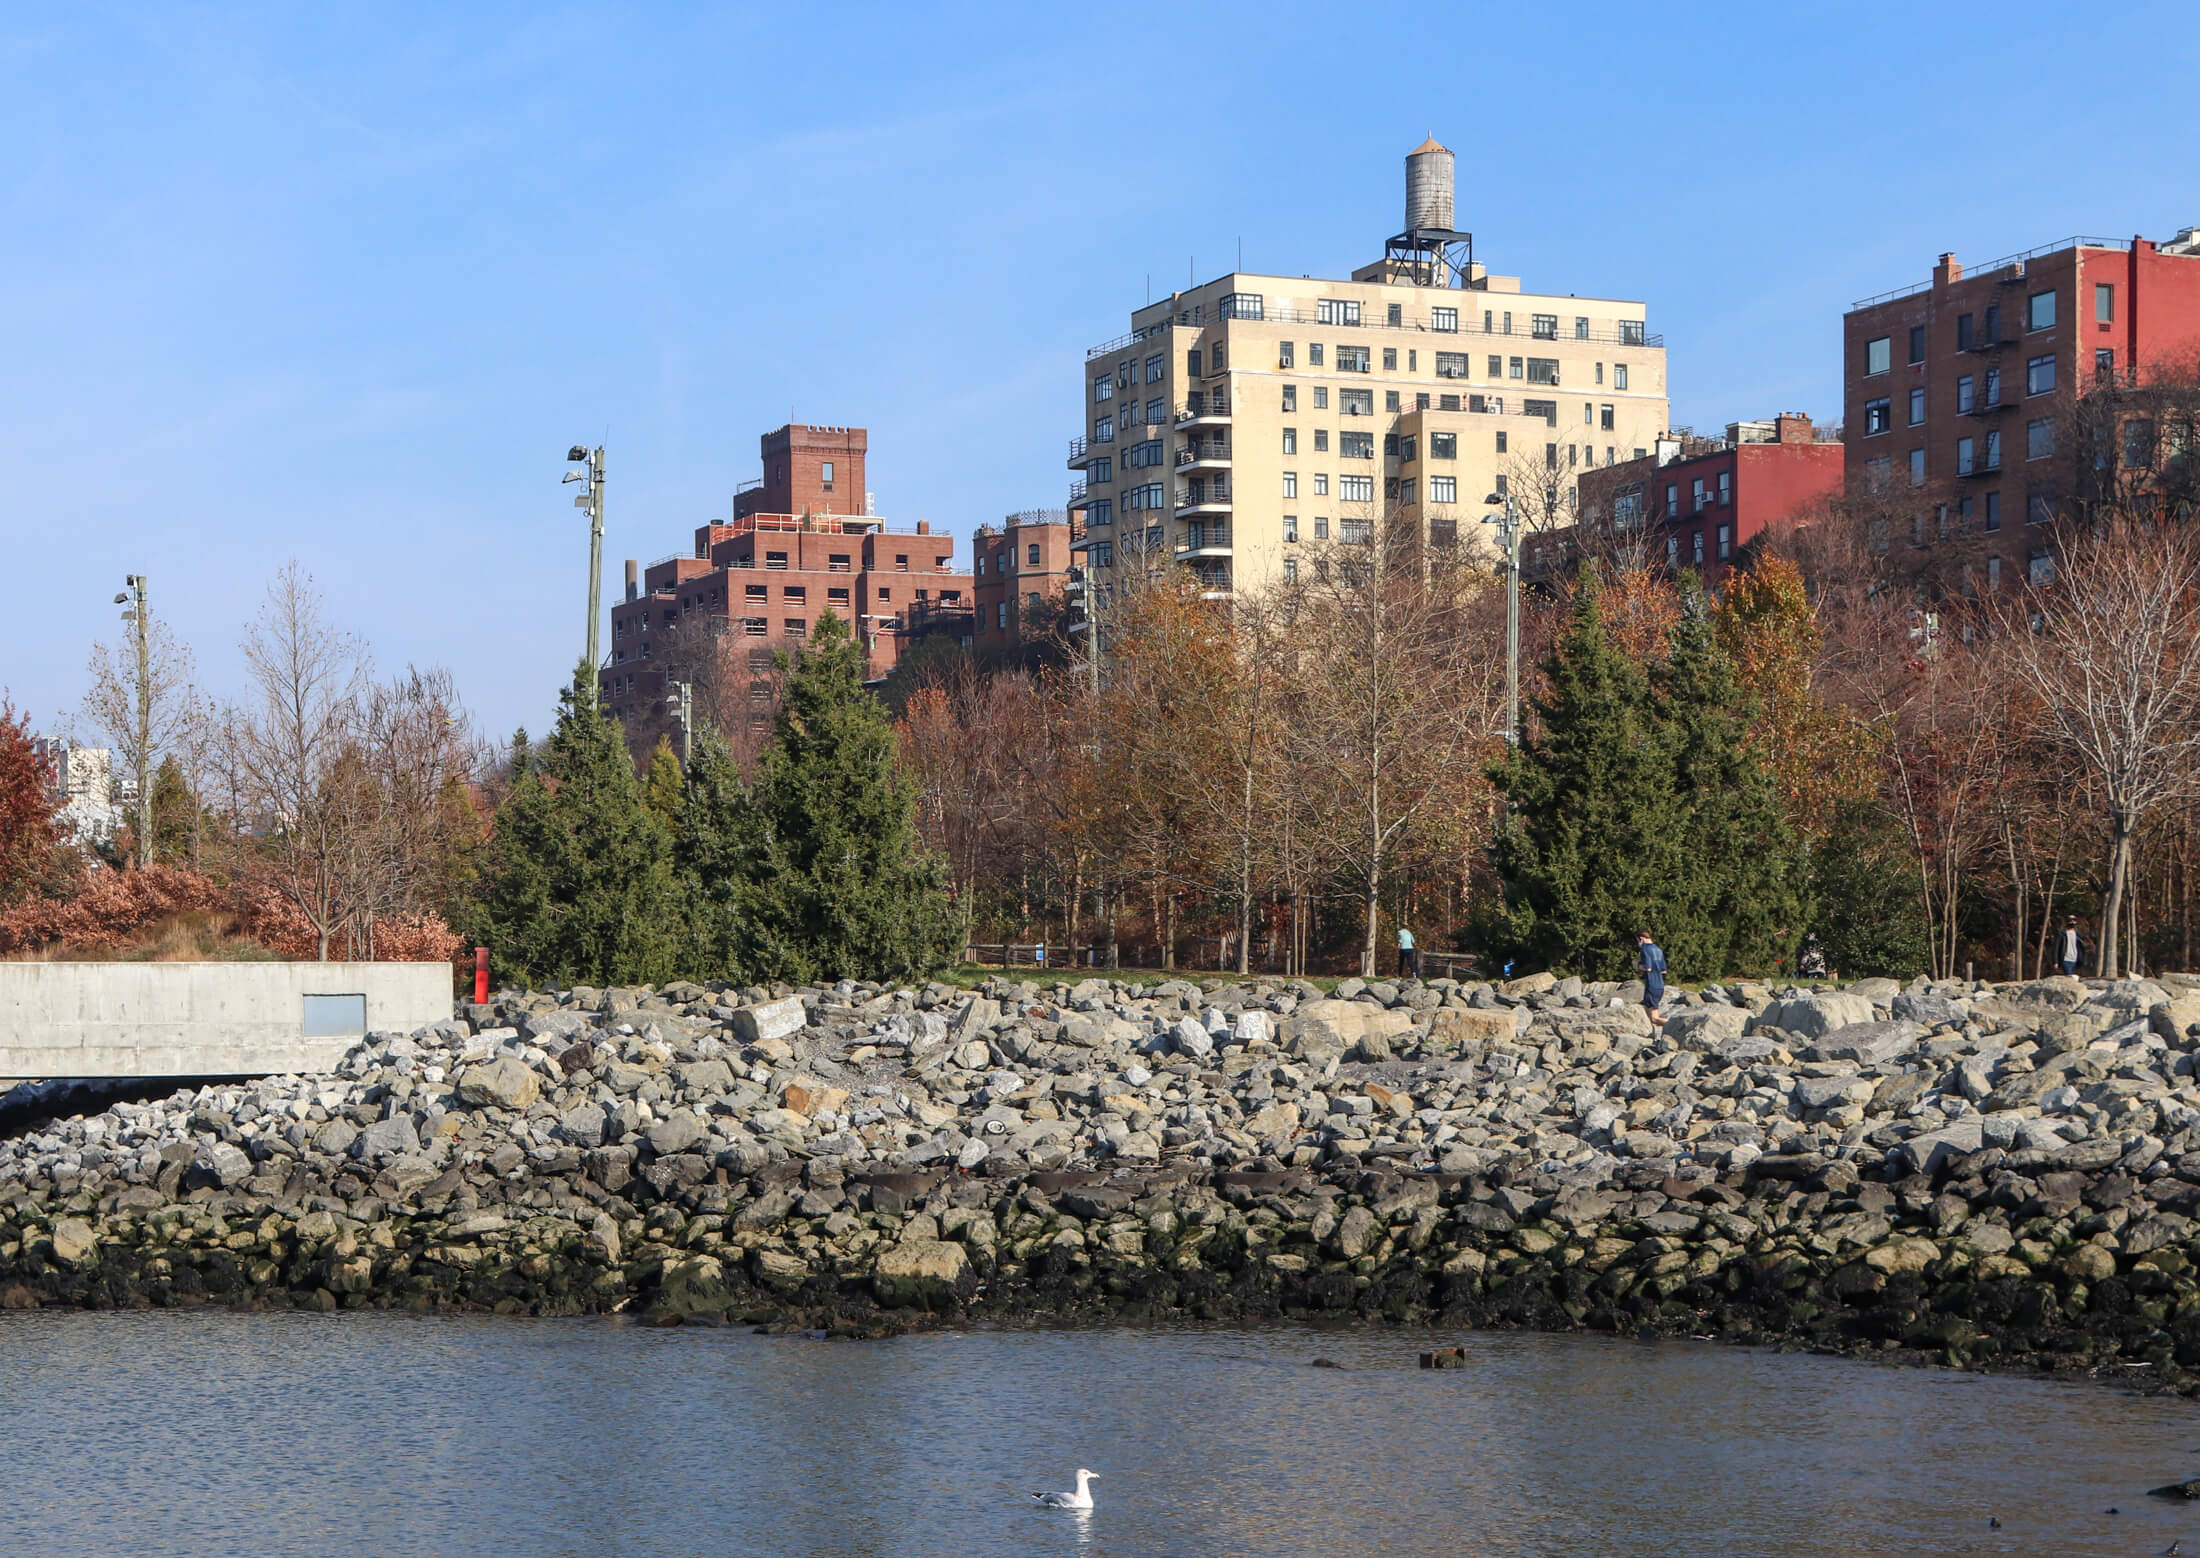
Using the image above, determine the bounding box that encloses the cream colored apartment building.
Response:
[1068,142,1669,601]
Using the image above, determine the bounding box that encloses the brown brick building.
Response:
[973,508,1079,649]
[1842,233,2200,587]
[600,423,971,751]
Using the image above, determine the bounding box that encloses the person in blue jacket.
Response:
[1637,930,1668,1031]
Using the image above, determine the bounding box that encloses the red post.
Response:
[473,946,490,1004]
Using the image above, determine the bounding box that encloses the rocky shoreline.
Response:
[5,969,2200,1389]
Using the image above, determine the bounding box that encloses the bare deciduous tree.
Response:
[81,604,201,867]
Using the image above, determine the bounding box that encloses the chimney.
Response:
[1774,412,1814,445]
[1934,252,1963,287]
[624,559,638,601]
[916,520,931,535]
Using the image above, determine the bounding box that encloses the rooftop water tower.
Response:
[1385,136,1474,287]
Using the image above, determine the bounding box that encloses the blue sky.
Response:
[5,2,2198,744]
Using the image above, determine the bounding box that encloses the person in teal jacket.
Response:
[1637,930,1667,1030]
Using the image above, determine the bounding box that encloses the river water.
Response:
[4,1312,2196,1557]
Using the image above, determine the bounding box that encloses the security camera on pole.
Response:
[563,445,606,698]
[111,575,151,866]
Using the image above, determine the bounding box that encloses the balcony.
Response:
[1957,460,2002,479]
[1174,383,1232,428]
[1068,481,1088,506]
[1176,442,1232,471]
[1175,482,1232,516]
[1175,526,1232,559]
[1068,435,1098,469]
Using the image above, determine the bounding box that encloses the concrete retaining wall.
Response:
[0,962,454,1080]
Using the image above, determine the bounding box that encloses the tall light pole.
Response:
[564,445,605,698]
[112,575,151,865]
[668,680,694,769]
[1483,493,1521,746]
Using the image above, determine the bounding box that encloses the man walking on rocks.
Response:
[2059,916,2086,977]
[1637,929,1668,1031]
[1397,923,1417,980]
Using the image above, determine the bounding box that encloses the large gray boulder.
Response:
[1804,1021,1918,1066]
[1759,992,1875,1039]
[733,996,808,1046]
[1890,992,1966,1029]
[351,1115,420,1165]
[1666,1006,1749,1047]
[458,1057,540,1110]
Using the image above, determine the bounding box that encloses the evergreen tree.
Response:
[729,612,962,983]
[464,665,677,986]
[1809,798,1930,978]
[1489,571,1689,980]
[670,727,758,980]
[150,756,198,866]
[643,734,684,823]
[1654,583,1809,977]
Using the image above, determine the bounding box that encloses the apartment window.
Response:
[2026,417,2055,460]
[1691,477,1707,511]
[1957,496,1972,533]
[1336,346,1371,373]
[1984,367,2001,406]
[1308,344,1324,367]
[1283,558,1298,584]
[1614,364,1629,391]
[2028,549,2056,587]
[1094,415,1113,442]
[1316,298,1362,326]
[784,584,806,603]
[895,553,909,571]
[1186,349,1202,378]
[1382,348,1397,370]
[1509,356,1524,379]
[1620,320,1645,346]
[1909,388,1925,426]
[1397,477,1415,503]
[1447,394,1466,411]
[1282,384,1296,412]
[1146,398,1163,424]
[1407,350,1416,370]
[1339,474,1374,502]
[996,603,1007,629]
[2026,354,2055,396]
[1864,336,1891,375]
[1385,390,1401,412]
[1313,386,1329,409]
[1524,398,1557,425]
[1313,473,1329,495]
[1386,302,1402,326]
[820,461,834,485]
[1088,499,1112,525]
[1429,475,1457,504]
[828,587,850,606]
[742,617,767,637]
[1436,352,1470,379]
[1314,517,1330,539]
[1546,443,1560,471]
[2027,483,2056,525]
[1988,556,2002,589]
[1145,354,1163,382]
[765,550,789,570]
[1278,342,1295,369]
[1909,448,1926,485]
[1863,397,1891,435]
[877,587,891,601]
[785,618,807,638]
[1600,404,1615,430]
[1483,309,1493,332]
[1431,432,1456,458]
[1026,543,1040,566]
[1718,470,1732,505]
[1665,482,1678,513]
[1282,471,1297,498]
[974,556,987,577]
[1908,325,1926,364]
[1283,428,1297,455]
[1221,292,1264,320]
[1955,312,1975,351]
[1486,354,1503,376]
[1717,522,1731,558]
[1094,376,1114,403]
[1594,363,1605,385]
[2097,348,2116,382]
[2096,283,2115,323]
[1984,491,2001,532]
[1692,530,1705,563]
[1396,434,1414,461]
[1284,514,1298,541]
[2027,290,2056,331]
[1531,313,1559,339]
[746,582,768,600]
[1089,457,1111,483]
[1314,430,1329,452]
[1584,402,1594,426]
[1666,535,1679,567]
[1574,316,1590,339]
[1984,303,2002,341]
[1984,429,2002,469]
[1503,311,1513,334]
[1526,358,1560,385]
[1340,430,1375,458]
[1339,388,1373,416]
[1432,306,1457,332]
[2125,417,2157,467]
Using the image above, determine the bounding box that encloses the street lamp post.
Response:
[564,446,605,698]
[112,576,151,865]
[1482,493,1521,746]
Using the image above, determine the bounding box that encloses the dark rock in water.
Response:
[1310,1358,1343,1369]
[2148,1481,2200,1500]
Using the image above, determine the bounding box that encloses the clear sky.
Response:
[5,2,2197,744]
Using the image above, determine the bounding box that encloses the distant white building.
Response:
[32,739,130,850]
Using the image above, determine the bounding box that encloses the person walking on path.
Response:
[1637,930,1668,1030]
[2058,916,2087,978]
[1396,923,1417,980]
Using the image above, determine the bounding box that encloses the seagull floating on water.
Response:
[1031,1469,1099,1510]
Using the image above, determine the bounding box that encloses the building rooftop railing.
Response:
[1090,313,1661,359]
[1852,235,2136,310]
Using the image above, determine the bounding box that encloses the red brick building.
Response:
[601,424,971,749]
[1843,233,2200,585]
[1537,413,1843,585]
[736,424,867,521]
[973,508,1079,649]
